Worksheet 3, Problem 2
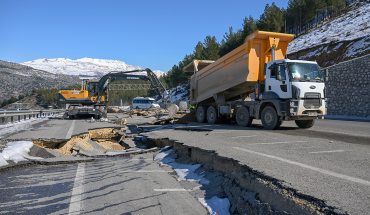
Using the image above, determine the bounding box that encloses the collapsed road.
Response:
[0,110,369,215]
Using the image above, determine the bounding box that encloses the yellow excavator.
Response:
[58,68,179,119]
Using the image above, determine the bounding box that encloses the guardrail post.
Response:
[1,117,4,125]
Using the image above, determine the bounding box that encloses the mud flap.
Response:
[166,103,179,118]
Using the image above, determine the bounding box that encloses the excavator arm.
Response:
[93,68,179,118]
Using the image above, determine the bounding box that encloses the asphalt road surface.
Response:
[0,153,208,214]
[144,118,370,214]
[1,114,370,214]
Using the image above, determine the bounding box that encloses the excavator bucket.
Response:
[166,103,179,118]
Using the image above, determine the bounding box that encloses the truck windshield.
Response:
[287,63,323,81]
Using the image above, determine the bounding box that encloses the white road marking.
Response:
[309,150,345,154]
[65,120,76,139]
[154,188,187,192]
[68,163,85,215]
[233,147,370,186]
[231,135,255,138]
[247,141,307,145]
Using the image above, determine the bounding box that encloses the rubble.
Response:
[33,127,128,156]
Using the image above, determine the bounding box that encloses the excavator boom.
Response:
[58,68,179,119]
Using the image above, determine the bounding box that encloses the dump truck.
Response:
[183,30,327,129]
[58,69,178,119]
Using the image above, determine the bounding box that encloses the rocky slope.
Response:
[287,1,370,67]
[0,60,80,101]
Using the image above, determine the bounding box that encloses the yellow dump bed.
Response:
[184,30,294,105]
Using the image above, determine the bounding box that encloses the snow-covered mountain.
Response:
[22,58,165,78]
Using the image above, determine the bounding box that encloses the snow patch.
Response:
[0,116,52,138]
[198,196,231,215]
[155,149,210,184]
[0,141,43,167]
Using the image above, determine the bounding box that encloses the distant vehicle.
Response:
[132,97,160,109]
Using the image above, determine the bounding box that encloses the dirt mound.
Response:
[33,127,127,155]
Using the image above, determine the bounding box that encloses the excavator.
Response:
[58,68,179,119]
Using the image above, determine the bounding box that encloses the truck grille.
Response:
[304,93,321,108]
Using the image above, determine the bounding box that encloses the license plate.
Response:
[308,112,317,116]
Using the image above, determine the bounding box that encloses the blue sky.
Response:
[0,0,288,73]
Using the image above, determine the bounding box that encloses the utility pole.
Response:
[285,19,287,33]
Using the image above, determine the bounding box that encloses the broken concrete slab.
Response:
[122,138,136,148]
[72,140,107,157]
[34,155,95,164]
[29,145,57,158]
[97,147,159,157]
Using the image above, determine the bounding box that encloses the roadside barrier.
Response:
[0,109,65,125]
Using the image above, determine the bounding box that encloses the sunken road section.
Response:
[143,137,341,215]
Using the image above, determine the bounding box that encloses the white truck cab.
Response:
[264,59,327,120]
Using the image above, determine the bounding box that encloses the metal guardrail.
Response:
[0,109,65,125]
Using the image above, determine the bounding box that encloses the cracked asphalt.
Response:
[1,113,370,214]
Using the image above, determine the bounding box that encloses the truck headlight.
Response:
[290,102,295,107]
[290,108,294,113]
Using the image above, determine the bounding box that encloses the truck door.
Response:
[266,64,290,99]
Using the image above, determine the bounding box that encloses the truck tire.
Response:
[136,106,139,109]
[236,106,253,127]
[261,106,279,130]
[207,106,219,124]
[295,120,315,128]
[196,106,208,123]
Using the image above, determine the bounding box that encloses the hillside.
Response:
[0,60,80,101]
[287,1,370,67]
[22,58,165,78]
[2,94,49,110]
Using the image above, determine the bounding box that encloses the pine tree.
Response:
[203,36,220,60]
[242,15,258,38]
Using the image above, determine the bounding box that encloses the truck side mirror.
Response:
[276,66,281,81]
[324,69,328,82]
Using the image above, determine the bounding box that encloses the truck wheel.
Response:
[295,120,315,128]
[261,106,279,130]
[236,106,253,127]
[207,106,219,124]
[136,106,139,109]
[196,106,208,123]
